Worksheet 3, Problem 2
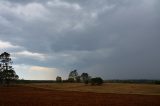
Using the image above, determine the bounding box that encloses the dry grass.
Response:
[23,83,160,95]
[1,85,160,106]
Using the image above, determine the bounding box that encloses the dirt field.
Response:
[0,85,160,106]
[25,83,160,95]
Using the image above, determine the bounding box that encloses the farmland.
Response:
[0,83,160,106]
[24,83,160,95]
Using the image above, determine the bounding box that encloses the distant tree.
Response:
[0,69,2,84]
[68,70,78,82]
[91,77,103,85]
[76,76,81,83]
[56,76,62,83]
[81,73,89,84]
[155,80,160,84]
[0,52,19,86]
[68,78,74,83]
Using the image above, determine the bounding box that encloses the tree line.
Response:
[0,52,103,86]
[56,70,103,85]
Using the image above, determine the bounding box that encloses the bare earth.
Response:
[0,83,160,106]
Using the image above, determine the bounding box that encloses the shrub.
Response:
[84,80,89,84]
[56,76,62,83]
[155,80,160,84]
[91,77,103,85]
[76,76,81,83]
[62,80,68,83]
[68,78,75,83]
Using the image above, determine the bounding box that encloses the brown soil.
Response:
[0,85,160,106]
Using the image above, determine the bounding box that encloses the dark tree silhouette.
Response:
[0,52,19,86]
[56,76,62,83]
[68,70,78,82]
[68,78,74,83]
[91,77,103,86]
[76,76,81,83]
[0,68,2,84]
[81,73,89,84]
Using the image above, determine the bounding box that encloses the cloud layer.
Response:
[0,0,160,80]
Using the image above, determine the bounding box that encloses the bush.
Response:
[91,77,103,85]
[76,76,81,83]
[68,78,75,83]
[84,80,89,84]
[56,76,62,83]
[155,81,160,84]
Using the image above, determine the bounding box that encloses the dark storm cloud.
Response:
[0,0,160,79]
[77,0,160,79]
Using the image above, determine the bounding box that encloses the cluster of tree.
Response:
[56,70,103,85]
[0,52,19,86]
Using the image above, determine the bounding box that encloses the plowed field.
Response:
[0,85,160,106]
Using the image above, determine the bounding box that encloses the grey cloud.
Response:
[0,0,160,79]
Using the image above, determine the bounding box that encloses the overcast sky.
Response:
[0,0,160,80]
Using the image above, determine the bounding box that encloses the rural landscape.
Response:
[0,52,160,106]
[0,0,160,106]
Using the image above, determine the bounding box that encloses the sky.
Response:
[0,0,160,80]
